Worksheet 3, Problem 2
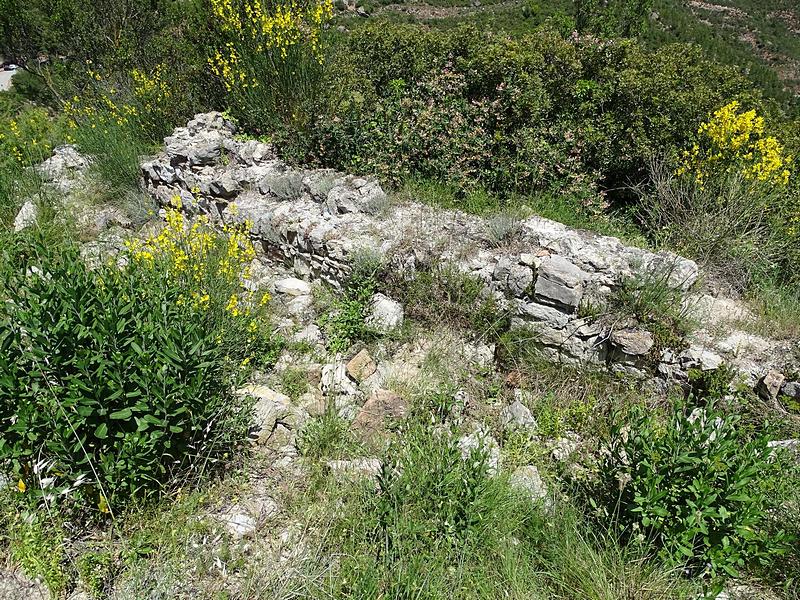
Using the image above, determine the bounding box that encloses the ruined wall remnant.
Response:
[141,113,797,393]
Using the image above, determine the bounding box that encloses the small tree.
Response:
[575,0,653,38]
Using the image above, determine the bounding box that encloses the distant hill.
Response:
[646,0,800,111]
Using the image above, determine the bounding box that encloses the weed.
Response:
[279,367,311,401]
[1,500,71,595]
[317,250,382,352]
[686,365,737,401]
[77,550,114,598]
[608,267,695,356]
[501,429,546,472]
[385,263,509,339]
[297,409,360,460]
[594,401,792,592]
[485,210,522,247]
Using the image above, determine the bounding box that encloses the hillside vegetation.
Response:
[0,0,799,598]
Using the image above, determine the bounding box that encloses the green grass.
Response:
[289,410,699,599]
[70,121,154,198]
[743,279,800,341]
[395,178,650,246]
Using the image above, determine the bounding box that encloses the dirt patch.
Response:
[375,0,516,20]
[687,0,748,20]
[769,9,800,34]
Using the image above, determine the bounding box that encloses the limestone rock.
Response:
[351,389,409,438]
[13,200,37,232]
[321,362,360,397]
[756,369,785,402]
[236,384,302,444]
[219,497,279,539]
[499,399,537,434]
[610,328,654,356]
[458,430,501,476]
[679,346,723,371]
[292,323,324,346]
[36,145,90,193]
[493,258,534,297]
[366,293,404,332]
[535,276,582,310]
[274,277,312,296]
[551,434,581,462]
[346,348,377,381]
[780,381,800,400]
[516,300,570,328]
[509,465,548,503]
[534,255,585,310]
[221,510,257,538]
[326,458,382,481]
[463,342,495,369]
[298,390,326,417]
[0,569,48,600]
[137,113,789,393]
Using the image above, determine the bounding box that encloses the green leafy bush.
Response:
[0,232,256,511]
[596,402,791,589]
[306,23,761,208]
[317,251,381,352]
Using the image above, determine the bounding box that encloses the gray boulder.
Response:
[366,293,404,332]
[534,255,585,310]
[757,369,785,402]
[458,430,501,476]
[13,200,37,232]
[509,465,548,503]
[780,381,800,400]
[499,399,537,434]
[610,328,655,356]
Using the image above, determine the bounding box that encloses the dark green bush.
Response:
[596,402,791,590]
[305,23,764,210]
[0,232,252,511]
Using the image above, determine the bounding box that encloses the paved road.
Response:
[0,69,15,92]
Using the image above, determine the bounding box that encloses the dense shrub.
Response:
[595,402,791,590]
[0,214,279,512]
[575,0,653,37]
[304,24,763,207]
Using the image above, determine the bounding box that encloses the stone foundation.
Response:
[141,112,797,394]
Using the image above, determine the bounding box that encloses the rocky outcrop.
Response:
[139,113,795,388]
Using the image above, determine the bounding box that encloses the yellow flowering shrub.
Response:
[125,197,278,368]
[0,102,63,169]
[208,0,333,133]
[62,62,178,142]
[678,101,792,188]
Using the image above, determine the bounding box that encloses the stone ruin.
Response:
[136,112,797,399]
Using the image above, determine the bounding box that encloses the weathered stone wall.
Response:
[141,113,798,395]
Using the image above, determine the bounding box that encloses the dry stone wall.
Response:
[141,113,798,393]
